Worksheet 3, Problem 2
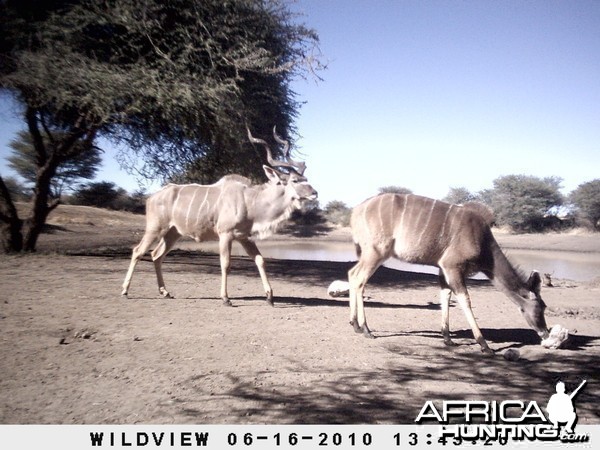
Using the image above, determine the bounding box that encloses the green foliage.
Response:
[282,202,331,237]
[481,175,563,232]
[323,200,351,227]
[570,179,600,230]
[2,176,30,202]
[8,130,102,197]
[1,0,322,181]
[443,187,476,205]
[71,181,122,209]
[0,0,323,251]
[378,186,413,195]
[70,182,146,213]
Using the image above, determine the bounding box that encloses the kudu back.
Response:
[122,128,317,305]
[348,193,549,353]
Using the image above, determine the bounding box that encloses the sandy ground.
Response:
[1,205,599,424]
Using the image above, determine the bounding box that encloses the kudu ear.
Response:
[527,271,542,294]
[263,165,283,184]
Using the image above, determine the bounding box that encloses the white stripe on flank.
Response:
[171,187,182,227]
[185,188,199,231]
[448,207,465,246]
[440,204,454,238]
[416,200,437,247]
[195,189,211,228]
[214,185,226,220]
[389,196,396,233]
[398,195,409,233]
[377,195,385,231]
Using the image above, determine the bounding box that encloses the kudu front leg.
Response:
[239,239,274,306]
[455,292,493,354]
[219,235,233,306]
[440,267,493,354]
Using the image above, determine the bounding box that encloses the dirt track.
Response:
[0,206,599,424]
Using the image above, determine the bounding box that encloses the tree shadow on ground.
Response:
[175,343,600,424]
[42,223,71,233]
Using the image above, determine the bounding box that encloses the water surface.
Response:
[181,240,599,282]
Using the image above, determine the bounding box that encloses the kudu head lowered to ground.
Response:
[348,193,549,354]
[121,127,317,305]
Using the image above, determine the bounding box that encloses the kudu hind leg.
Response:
[151,227,181,298]
[121,230,160,296]
[439,273,455,347]
[239,239,273,306]
[348,250,383,339]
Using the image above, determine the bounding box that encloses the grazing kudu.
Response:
[121,128,317,305]
[348,193,549,354]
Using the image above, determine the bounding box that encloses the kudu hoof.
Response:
[443,339,458,347]
[481,347,495,356]
[266,292,274,307]
[222,297,233,307]
[351,320,375,338]
[159,287,173,298]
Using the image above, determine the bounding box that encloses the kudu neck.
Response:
[248,184,294,222]
[488,241,530,303]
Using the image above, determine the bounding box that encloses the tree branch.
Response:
[25,107,47,167]
[39,110,56,146]
[48,197,61,212]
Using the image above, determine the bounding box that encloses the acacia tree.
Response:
[443,187,476,205]
[8,130,102,199]
[0,0,322,252]
[378,186,413,195]
[480,175,563,232]
[570,179,600,230]
[323,200,351,227]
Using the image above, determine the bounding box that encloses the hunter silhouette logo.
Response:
[546,380,586,435]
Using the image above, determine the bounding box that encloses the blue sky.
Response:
[1,0,599,207]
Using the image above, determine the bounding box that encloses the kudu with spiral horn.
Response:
[122,127,317,305]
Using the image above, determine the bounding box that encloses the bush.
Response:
[480,175,563,232]
[443,187,476,205]
[323,200,351,227]
[378,186,412,195]
[70,182,146,213]
[570,179,600,230]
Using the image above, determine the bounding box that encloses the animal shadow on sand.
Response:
[109,250,458,289]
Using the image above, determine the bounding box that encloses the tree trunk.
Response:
[0,176,24,253]
[1,152,60,253]
[3,108,91,252]
[0,221,23,253]
[22,165,60,252]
